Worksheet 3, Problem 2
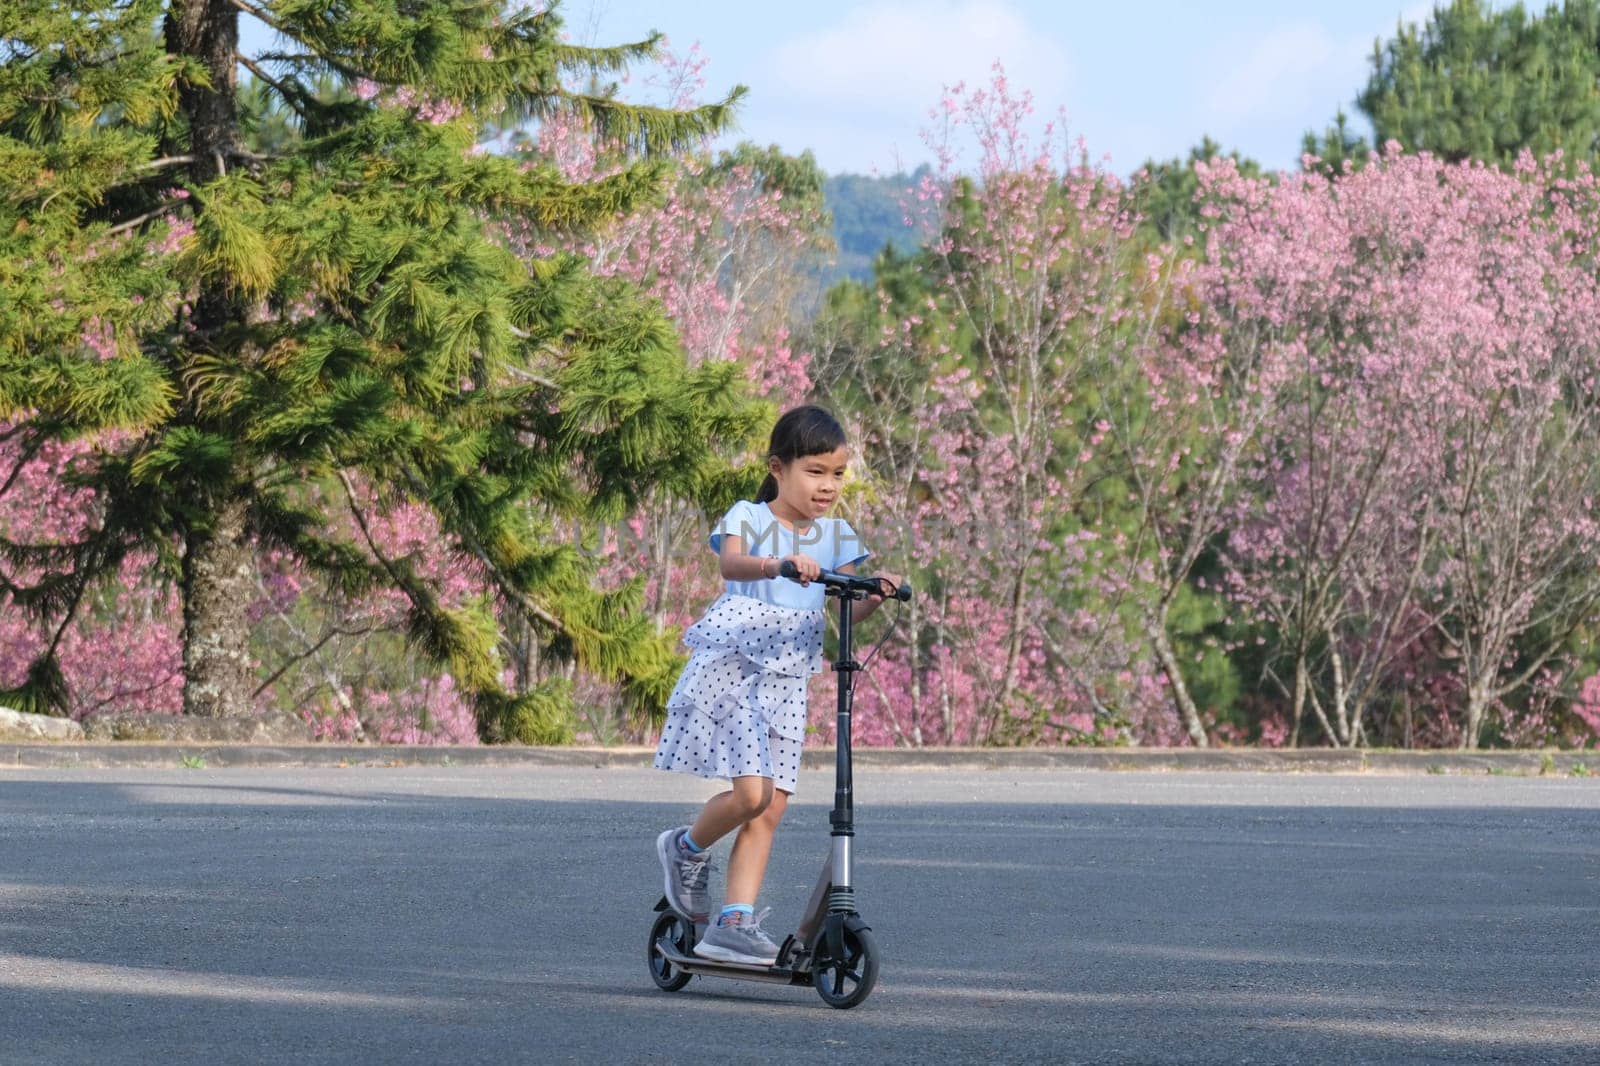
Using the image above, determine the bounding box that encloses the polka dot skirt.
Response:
[653,593,824,794]
[655,714,805,794]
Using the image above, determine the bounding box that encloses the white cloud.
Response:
[1194,5,1442,162]
[1202,22,1364,128]
[765,1,1073,123]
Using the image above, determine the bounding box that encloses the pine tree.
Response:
[0,0,765,741]
[1322,0,1600,167]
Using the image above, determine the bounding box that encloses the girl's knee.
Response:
[758,791,789,828]
[730,776,774,819]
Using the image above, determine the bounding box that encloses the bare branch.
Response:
[105,198,184,237]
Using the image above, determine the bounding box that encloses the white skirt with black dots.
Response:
[653,594,825,794]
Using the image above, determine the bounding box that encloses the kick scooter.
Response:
[646,562,911,1009]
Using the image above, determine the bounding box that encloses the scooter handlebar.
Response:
[778,559,912,601]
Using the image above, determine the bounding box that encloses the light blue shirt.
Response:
[709,500,870,611]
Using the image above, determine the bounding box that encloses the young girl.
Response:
[653,405,901,966]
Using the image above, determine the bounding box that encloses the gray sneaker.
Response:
[656,826,711,922]
[693,907,780,966]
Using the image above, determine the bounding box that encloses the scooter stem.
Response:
[775,560,885,918]
[829,587,859,914]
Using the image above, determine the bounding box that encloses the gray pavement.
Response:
[1,766,1597,1064]
[6,742,1599,774]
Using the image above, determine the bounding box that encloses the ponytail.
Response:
[756,473,779,503]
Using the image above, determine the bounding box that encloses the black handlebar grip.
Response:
[776,558,912,600]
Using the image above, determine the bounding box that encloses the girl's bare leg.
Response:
[688,775,773,851]
[724,788,789,905]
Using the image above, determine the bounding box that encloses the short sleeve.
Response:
[833,518,869,570]
[709,500,758,555]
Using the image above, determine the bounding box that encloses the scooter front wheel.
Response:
[647,909,694,992]
[813,925,878,1009]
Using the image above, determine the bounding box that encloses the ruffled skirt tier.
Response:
[653,594,825,794]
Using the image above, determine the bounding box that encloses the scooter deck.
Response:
[654,942,813,986]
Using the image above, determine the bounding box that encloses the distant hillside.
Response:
[820,165,934,287]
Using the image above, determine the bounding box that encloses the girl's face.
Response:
[771,446,848,522]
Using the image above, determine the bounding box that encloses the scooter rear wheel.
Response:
[647,909,694,992]
[813,926,878,1009]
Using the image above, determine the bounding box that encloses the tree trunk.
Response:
[1462,675,1490,750]
[907,598,924,747]
[182,497,257,717]
[168,0,249,717]
[999,566,1026,699]
[166,0,240,182]
[1328,640,1355,747]
[1147,609,1208,747]
[937,589,954,742]
[1291,652,1310,746]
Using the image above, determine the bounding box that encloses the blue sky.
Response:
[562,0,1438,175]
[242,1,1441,175]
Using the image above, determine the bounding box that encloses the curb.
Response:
[0,743,1595,775]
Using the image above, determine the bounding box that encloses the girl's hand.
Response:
[869,571,903,605]
[781,553,823,585]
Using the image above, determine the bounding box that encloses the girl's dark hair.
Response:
[756,405,847,503]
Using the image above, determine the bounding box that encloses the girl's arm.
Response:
[718,535,779,581]
[718,537,822,583]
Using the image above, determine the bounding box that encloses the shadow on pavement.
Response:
[1,775,1597,1064]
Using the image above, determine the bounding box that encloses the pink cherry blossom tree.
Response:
[1415,152,1600,748]
[811,66,1175,745]
[1202,155,1443,747]
[1574,673,1600,746]
[0,428,184,716]
[1204,148,1600,749]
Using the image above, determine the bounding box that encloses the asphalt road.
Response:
[2,766,1597,1064]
